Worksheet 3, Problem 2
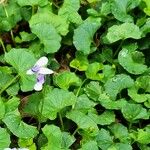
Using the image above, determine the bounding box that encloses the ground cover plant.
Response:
[0,0,150,149]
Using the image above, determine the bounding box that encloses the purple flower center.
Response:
[31,65,40,73]
[37,74,45,84]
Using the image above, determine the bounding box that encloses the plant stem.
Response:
[75,78,87,97]
[3,4,15,45]
[0,38,6,53]
[59,112,64,131]
[0,74,19,95]
[129,122,132,130]
[72,127,79,136]
[113,40,124,58]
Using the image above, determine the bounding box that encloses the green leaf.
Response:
[128,76,150,103]
[42,125,75,149]
[70,52,89,71]
[23,93,45,121]
[85,62,104,81]
[5,48,36,91]
[104,74,134,100]
[108,143,132,150]
[96,129,113,150]
[80,140,99,150]
[99,93,127,110]
[19,31,36,42]
[136,126,150,144]
[0,128,11,150]
[53,71,81,90]
[0,71,19,95]
[88,111,115,125]
[41,88,76,120]
[110,0,140,22]
[143,0,150,16]
[29,12,69,36]
[17,0,48,6]
[141,18,150,36]
[73,17,101,54]
[2,97,38,139]
[104,23,141,43]
[74,94,96,113]
[118,48,147,74]
[58,0,82,25]
[109,123,130,143]
[121,103,149,122]
[31,23,61,53]
[0,1,22,31]
[0,99,5,120]
[5,48,36,73]
[67,110,99,136]
[84,81,102,101]
[18,138,36,150]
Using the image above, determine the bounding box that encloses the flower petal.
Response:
[38,67,54,74]
[35,56,48,67]
[37,74,45,84]
[34,82,43,91]
[26,69,34,75]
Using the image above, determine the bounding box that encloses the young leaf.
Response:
[53,71,81,90]
[70,52,89,71]
[85,62,104,81]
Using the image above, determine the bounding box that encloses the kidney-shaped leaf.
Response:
[73,17,101,54]
[104,23,141,43]
[31,23,61,53]
[104,74,134,100]
[53,71,81,90]
[118,48,147,74]
[41,88,76,120]
[5,48,36,91]
[42,125,75,150]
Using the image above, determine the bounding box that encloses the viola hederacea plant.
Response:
[26,56,54,91]
[1,0,150,149]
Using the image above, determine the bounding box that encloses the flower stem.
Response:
[59,112,64,131]
[0,74,19,95]
[0,38,6,53]
[3,4,15,45]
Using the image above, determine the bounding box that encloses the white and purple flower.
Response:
[26,56,54,91]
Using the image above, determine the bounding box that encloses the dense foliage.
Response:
[0,0,150,149]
